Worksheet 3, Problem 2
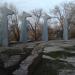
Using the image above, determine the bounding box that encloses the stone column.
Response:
[0,7,14,46]
[2,14,8,47]
[20,12,31,43]
[63,14,68,41]
[42,14,51,41]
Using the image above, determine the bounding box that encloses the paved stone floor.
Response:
[1,40,75,75]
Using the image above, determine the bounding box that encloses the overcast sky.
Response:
[1,0,73,12]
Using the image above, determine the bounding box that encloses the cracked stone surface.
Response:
[43,46,63,53]
[1,40,74,75]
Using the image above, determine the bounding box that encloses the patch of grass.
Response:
[31,59,58,75]
[43,51,67,58]
[1,48,33,57]
[1,49,22,56]
[43,51,75,58]
[63,46,75,51]
[52,59,75,69]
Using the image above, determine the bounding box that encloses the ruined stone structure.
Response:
[20,12,31,43]
[0,6,14,46]
[63,12,68,41]
[42,14,51,41]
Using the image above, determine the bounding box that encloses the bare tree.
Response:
[31,9,43,40]
[50,2,75,39]
[51,5,64,29]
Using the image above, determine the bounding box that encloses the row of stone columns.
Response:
[20,13,51,42]
[42,13,68,42]
[0,9,68,46]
